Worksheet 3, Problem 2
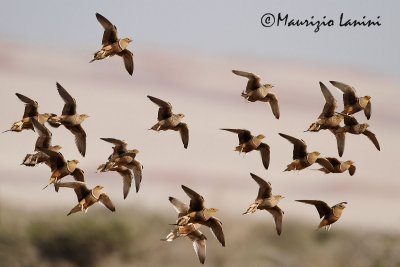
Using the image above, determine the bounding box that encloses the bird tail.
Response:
[243,202,259,215]
[284,162,297,172]
[89,58,96,63]
[149,123,161,131]
[310,168,329,174]
[21,154,38,167]
[67,204,82,216]
[305,122,320,132]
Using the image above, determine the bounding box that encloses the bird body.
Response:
[243,173,284,235]
[222,128,270,169]
[51,82,88,157]
[55,182,115,215]
[279,133,334,172]
[330,81,371,119]
[317,157,356,176]
[232,70,280,119]
[330,113,380,157]
[306,82,343,132]
[296,200,347,230]
[148,95,189,148]
[91,13,134,75]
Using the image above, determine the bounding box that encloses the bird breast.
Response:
[261,197,279,208]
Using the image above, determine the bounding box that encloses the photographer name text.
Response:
[261,13,381,32]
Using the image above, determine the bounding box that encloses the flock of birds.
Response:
[3,12,381,265]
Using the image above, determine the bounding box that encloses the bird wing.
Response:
[279,133,307,159]
[168,197,190,217]
[330,81,358,106]
[330,130,346,157]
[16,93,38,118]
[266,206,283,236]
[187,230,207,265]
[181,185,205,211]
[56,82,77,115]
[100,137,126,147]
[114,167,133,199]
[250,173,272,199]
[32,117,52,150]
[71,168,85,182]
[99,193,116,212]
[65,125,86,157]
[296,200,331,218]
[349,165,356,176]
[177,123,189,149]
[319,82,337,118]
[265,93,280,119]
[41,149,66,171]
[220,128,253,144]
[257,142,270,170]
[118,49,134,75]
[95,13,119,46]
[363,130,380,151]
[132,160,143,193]
[202,217,225,247]
[55,181,89,202]
[325,157,341,168]
[232,70,262,92]
[147,95,173,120]
[364,101,371,120]
[316,158,335,172]
[341,113,358,126]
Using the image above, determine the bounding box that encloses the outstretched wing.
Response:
[296,200,331,218]
[16,93,38,118]
[202,217,225,247]
[56,82,77,116]
[168,197,190,217]
[99,193,116,212]
[250,173,272,199]
[118,49,134,76]
[279,133,307,159]
[65,125,86,157]
[232,70,262,92]
[147,95,173,120]
[257,142,270,170]
[221,128,253,144]
[330,81,358,106]
[319,82,337,118]
[363,130,380,151]
[266,206,283,236]
[95,13,118,46]
[181,185,205,212]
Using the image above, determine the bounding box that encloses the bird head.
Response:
[51,145,63,151]
[206,208,219,216]
[68,159,79,165]
[129,149,140,154]
[359,123,369,132]
[42,113,53,120]
[177,113,185,119]
[123,37,133,43]
[335,202,347,209]
[275,195,285,202]
[80,114,90,120]
[345,160,354,165]
[256,134,266,140]
[264,84,274,89]
[360,96,371,108]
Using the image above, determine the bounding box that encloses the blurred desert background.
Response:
[0,1,399,266]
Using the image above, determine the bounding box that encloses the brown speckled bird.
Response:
[97,140,143,198]
[49,82,88,157]
[55,182,115,215]
[306,82,343,132]
[90,13,134,75]
[41,149,84,189]
[21,117,62,167]
[316,157,356,176]
[330,113,380,157]
[221,128,270,169]
[162,198,207,264]
[161,222,207,265]
[4,93,58,133]
[170,185,225,247]
[296,200,347,231]
[330,81,371,119]
[148,95,189,149]
[279,133,335,172]
[243,173,284,235]
[232,70,280,119]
